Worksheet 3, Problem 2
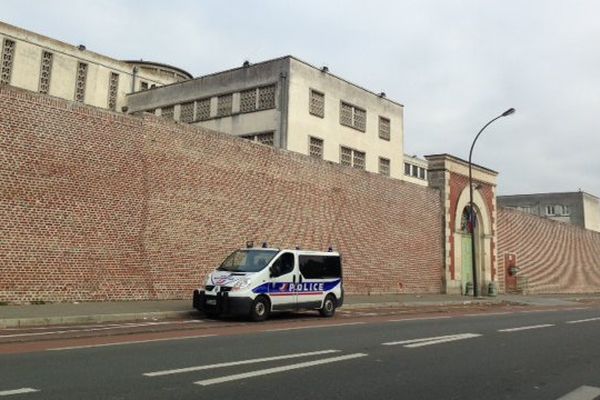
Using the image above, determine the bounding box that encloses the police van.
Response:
[193,244,343,321]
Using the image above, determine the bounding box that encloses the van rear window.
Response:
[299,255,341,279]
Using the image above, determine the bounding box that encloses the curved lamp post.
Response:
[469,108,515,297]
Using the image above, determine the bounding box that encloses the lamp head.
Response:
[502,108,516,117]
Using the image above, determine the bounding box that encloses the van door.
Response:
[297,255,341,309]
[267,252,297,311]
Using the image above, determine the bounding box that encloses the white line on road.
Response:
[144,349,340,377]
[566,317,600,324]
[556,385,600,400]
[498,324,555,332]
[264,322,365,332]
[47,334,216,351]
[194,353,368,386]
[382,333,481,348]
[387,316,451,322]
[464,312,512,317]
[0,388,39,396]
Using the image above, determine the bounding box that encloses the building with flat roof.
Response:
[497,191,600,232]
[0,21,192,112]
[126,56,405,180]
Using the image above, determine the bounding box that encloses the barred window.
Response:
[379,117,390,141]
[340,102,366,132]
[1,39,15,85]
[240,88,257,113]
[340,146,365,169]
[74,62,88,102]
[309,136,323,159]
[161,105,174,119]
[217,93,233,117]
[241,132,274,146]
[196,98,211,121]
[379,157,390,176]
[39,50,53,94]
[257,85,276,110]
[309,90,325,117]
[180,101,195,123]
[107,72,119,111]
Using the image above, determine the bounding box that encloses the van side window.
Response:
[271,253,294,277]
[299,256,341,279]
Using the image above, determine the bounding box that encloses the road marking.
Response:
[47,334,216,351]
[0,388,39,396]
[194,353,367,386]
[566,317,600,324]
[144,349,340,377]
[387,316,451,322]
[382,333,481,348]
[498,324,555,332]
[264,322,365,332]
[556,385,600,400]
[562,307,590,311]
[464,312,512,317]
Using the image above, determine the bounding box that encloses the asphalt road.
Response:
[1,307,600,400]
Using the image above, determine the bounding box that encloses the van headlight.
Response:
[231,278,252,291]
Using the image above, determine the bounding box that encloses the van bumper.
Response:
[193,289,253,316]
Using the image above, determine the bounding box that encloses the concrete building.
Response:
[497,191,600,232]
[403,154,428,186]
[126,56,405,180]
[0,21,192,112]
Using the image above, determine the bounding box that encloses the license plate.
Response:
[206,299,217,305]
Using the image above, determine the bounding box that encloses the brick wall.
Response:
[0,86,444,303]
[497,207,600,293]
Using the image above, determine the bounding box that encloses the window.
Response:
[239,85,276,113]
[140,81,149,91]
[379,117,390,141]
[561,205,571,216]
[340,102,366,132]
[39,50,53,94]
[309,136,324,159]
[418,167,426,179]
[546,205,555,216]
[299,255,341,279]
[196,98,211,121]
[240,88,257,113]
[74,62,88,102]
[309,90,325,117]
[404,162,411,176]
[217,93,233,117]
[270,253,294,277]
[340,146,365,170]
[241,132,274,146]
[257,85,276,110]
[107,72,119,111]
[161,105,174,119]
[1,39,16,85]
[180,101,195,123]
[379,157,390,176]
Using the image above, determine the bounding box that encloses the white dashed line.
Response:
[47,334,216,351]
[144,349,340,377]
[556,385,600,400]
[264,322,365,332]
[566,317,600,324]
[194,353,368,386]
[0,388,40,396]
[464,312,512,317]
[498,324,555,332]
[387,316,451,322]
[383,333,481,348]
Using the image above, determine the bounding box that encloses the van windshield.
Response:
[217,250,279,273]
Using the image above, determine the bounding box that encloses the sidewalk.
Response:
[0,293,596,328]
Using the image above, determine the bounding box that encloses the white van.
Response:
[193,245,344,321]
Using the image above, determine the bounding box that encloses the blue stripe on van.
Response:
[252,279,341,294]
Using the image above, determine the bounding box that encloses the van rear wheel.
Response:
[319,294,337,317]
[249,296,270,322]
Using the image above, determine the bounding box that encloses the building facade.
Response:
[0,21,192,112]
[497,191,600,232]
[403,154,428,186]
[126,56,405,180]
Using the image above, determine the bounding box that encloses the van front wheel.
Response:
[249,296,270,322]
[319,294,337,317]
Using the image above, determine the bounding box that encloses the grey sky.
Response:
[4,0,599,195]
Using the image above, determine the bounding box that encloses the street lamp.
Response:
[468,107,515,297]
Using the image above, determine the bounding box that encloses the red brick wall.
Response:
[497,207,600,293]
[0,86,444,303]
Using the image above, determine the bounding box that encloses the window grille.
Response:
[74,62,88,102]
[309,90,325,117]
[161,105,174,119]
[353,150,365,169]
[107,72,119,111]
[340,146,352,166]
[217,93,232,117]
[340,146,365,169]
[1,39,15,85]
[379,157,390,176]
[240,88,257,113]
[257,85,276,110]
[309,137,324,159]
[39,50,53,94]
[241,132,274,146]
[340,102,366,132]
[379,117,390,141]
[196,98,211,120]
[180,101,194,123]
[340,103,353,127]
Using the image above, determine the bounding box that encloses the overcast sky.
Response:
[4,0,599,195]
